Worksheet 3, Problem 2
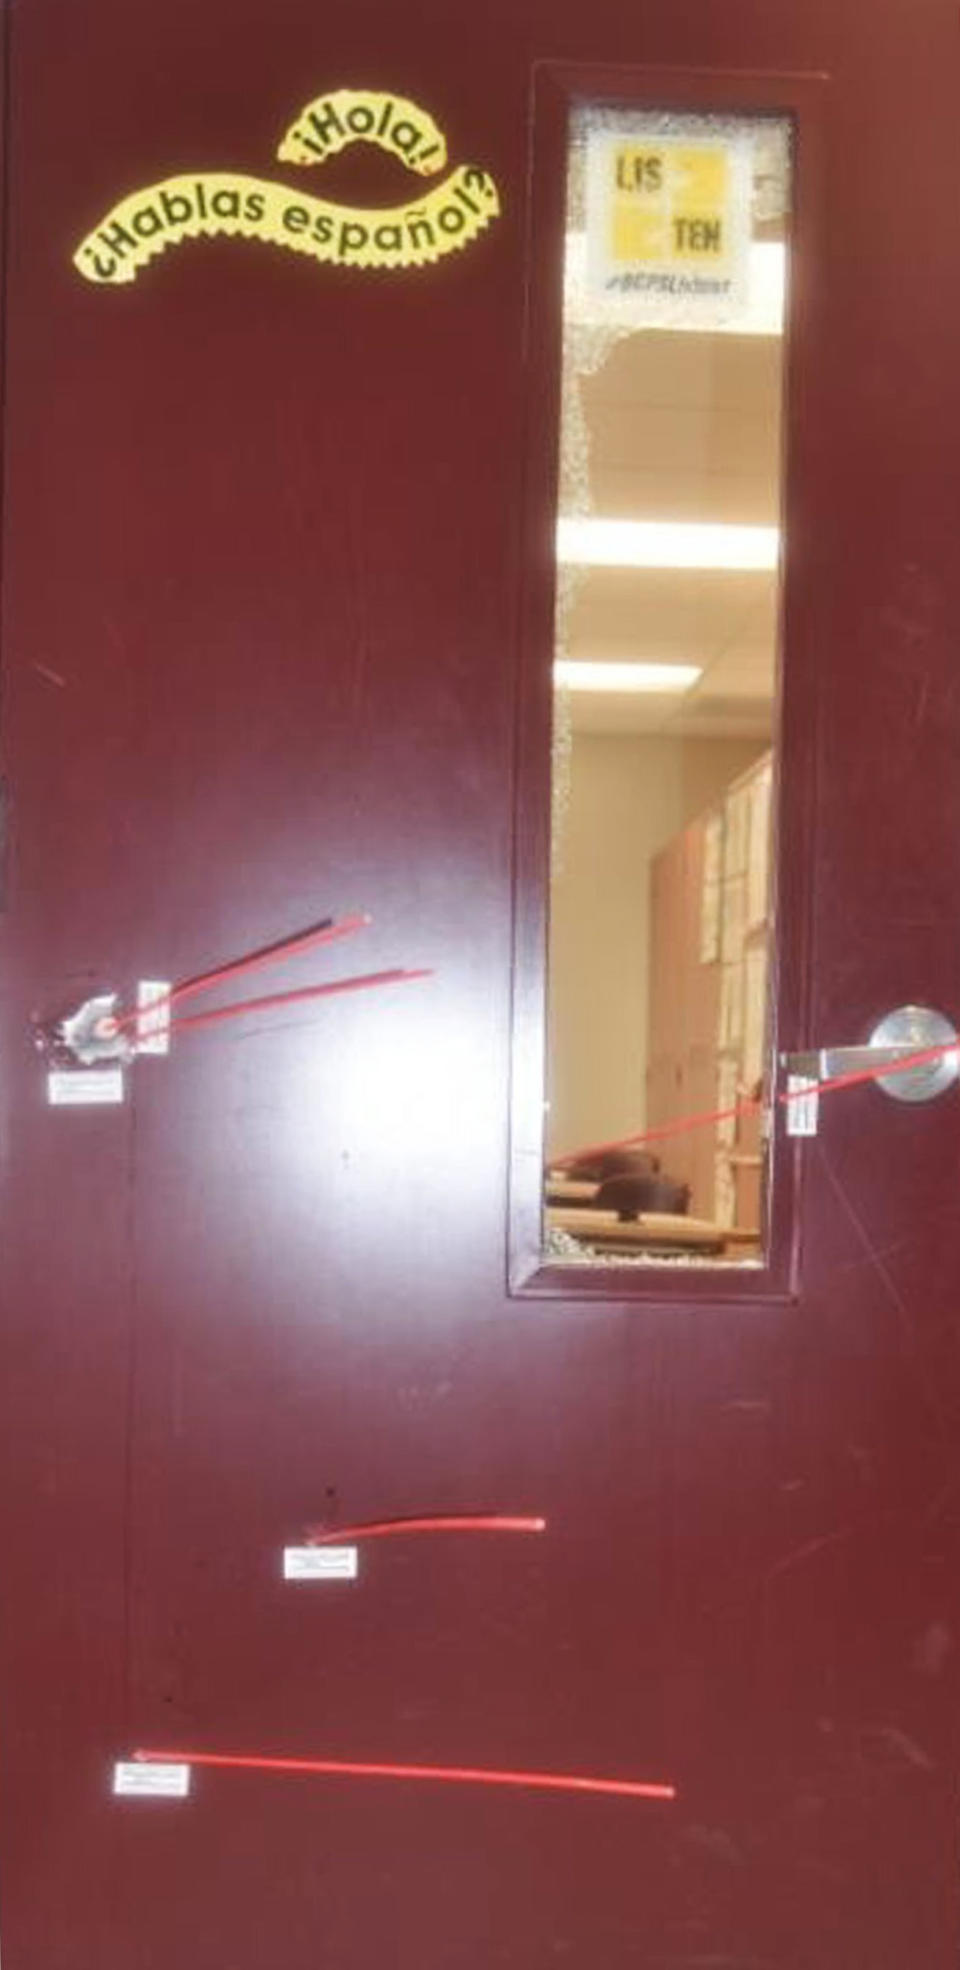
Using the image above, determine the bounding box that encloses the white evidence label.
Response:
[135,979,172,1055]
[283,1546,359,1581]
[113,1762,190,1798]
[48,1067,125,1106]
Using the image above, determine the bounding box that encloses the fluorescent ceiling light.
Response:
[555,660,702,694]
[557,517,779,572]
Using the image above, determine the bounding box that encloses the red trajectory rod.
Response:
[104,912,432,1043]
[552,1036,960,1169]
[306,1514,547,1546]
[157,968,432,1037]
[133,1748,676,1803]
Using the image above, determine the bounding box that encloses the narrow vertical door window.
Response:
[545,106,792,1268]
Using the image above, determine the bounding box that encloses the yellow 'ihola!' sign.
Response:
[73,89,501,284]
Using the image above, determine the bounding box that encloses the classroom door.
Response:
[1,1,959,1966]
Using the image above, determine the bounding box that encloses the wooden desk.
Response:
[547,1206,730,1253]
[547,1207,762,1257]
[544,1178,599,1206]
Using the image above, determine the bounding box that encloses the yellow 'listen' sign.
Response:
[585,122,751,318]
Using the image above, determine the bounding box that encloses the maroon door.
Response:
[1,2,959,1965]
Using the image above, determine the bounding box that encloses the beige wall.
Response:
[546,732,765,1159]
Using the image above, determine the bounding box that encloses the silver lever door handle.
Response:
[783,1004,959,1104]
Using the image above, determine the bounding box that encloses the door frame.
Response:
[508,60,829,1301]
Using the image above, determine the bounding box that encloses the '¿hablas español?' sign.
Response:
[585,116,752,320]
[73,89,500,284]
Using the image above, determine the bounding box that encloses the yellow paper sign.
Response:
[585,121,751,315]
[73,89,499,284]
[277,90,447,174]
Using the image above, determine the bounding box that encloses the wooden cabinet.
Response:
[647,753,772,1240]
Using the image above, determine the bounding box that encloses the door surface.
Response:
[1,2,959,1966]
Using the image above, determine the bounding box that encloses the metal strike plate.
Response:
[785,1004,959,1106]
